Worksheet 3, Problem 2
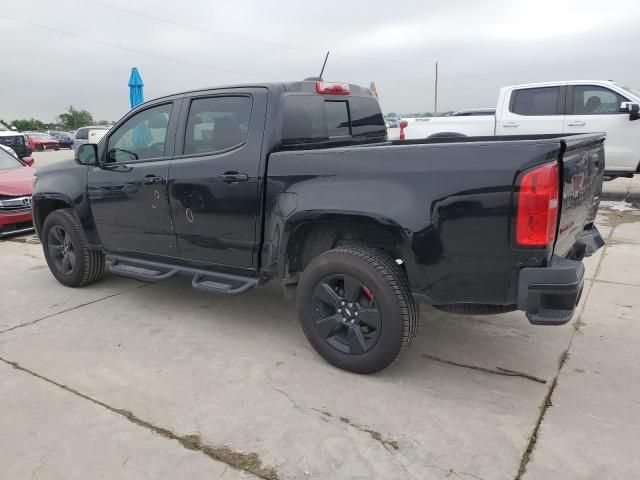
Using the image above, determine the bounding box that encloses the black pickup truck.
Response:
[32,80,605,373]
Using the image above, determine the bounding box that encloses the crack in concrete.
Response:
[421,354,547,384]
[0,357,279,480]
[312,408,400,451]
[514,218,616,479]
[0,283,150,336]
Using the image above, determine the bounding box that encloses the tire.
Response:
[296,247,419,374]
[42,209,105,287]
[36,144,44,151]
[433,303,516,315]
[54,146,60,151]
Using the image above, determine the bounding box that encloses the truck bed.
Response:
[264,133,605,306]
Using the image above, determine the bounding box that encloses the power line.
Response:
[80,0,411,64]
[0,13,258,77]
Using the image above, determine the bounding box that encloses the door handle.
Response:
[219,172,249,183]
[502,122,519,128]
[567,121,586,127]
[142,175,165,185]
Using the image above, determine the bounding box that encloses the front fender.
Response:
[32,161,101,246]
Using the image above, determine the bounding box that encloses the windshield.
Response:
[613,82,640,98]
[30,133,50,139]
[0,148,23,169]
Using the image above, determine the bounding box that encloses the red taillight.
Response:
[316,81,350,95]
[399,120,408,140]
[516,162,560,247]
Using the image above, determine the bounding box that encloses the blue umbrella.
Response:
[128,67,144,109]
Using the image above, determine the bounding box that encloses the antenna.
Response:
[319,51,330,80]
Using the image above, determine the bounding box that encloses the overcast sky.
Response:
[2,0,640,122]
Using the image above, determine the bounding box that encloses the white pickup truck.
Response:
[402,80,640,178]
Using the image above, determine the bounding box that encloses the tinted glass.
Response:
[184,96,252,155]
[282,95,328,143]
[511,87,560,116]
[572,86,627,115]
[107,103,172,162]
[349,97,386,138]
[325,101,350,137]
[75,128,88,140]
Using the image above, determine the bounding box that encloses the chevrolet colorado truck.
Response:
[32,80,605,373]
[402,80,639,179]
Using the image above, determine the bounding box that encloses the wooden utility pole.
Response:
[434,61,439,114]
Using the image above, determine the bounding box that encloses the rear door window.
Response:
[510,87,561,116]
[183,96,252,155]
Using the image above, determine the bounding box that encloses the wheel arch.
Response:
[279,213,411,282]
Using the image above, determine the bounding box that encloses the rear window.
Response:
[510,87,561,116]
[281,95,385,146]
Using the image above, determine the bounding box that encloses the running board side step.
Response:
[107,255,259,295]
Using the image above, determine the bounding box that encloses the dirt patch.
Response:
[182,434,279,480]
[5,235,40,245]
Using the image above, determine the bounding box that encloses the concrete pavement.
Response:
[0,150,639,479]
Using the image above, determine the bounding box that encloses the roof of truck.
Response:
[134,81,374,109]
[504,80,616,89]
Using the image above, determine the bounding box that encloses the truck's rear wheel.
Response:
[42,209,105,287]
[296,247,419,374]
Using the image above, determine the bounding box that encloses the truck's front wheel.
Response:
[42,209,105,287]
[296,247,419,374]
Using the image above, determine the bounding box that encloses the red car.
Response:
[26,133,60,151]
[0,147,35,237]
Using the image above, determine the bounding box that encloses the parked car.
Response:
[73,126,109,150]
[385,119,400,128]
[0,146,35,238]
[25,133,60,151]
[33,80,604,373]
[401,80,640,179]
[51,132,74,149]
[0,123,32,158]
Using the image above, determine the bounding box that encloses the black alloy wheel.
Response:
[297,247,419,374]
[311,274,381,355]
[47,225,76,275]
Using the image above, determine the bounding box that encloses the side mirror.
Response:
[22,156,35,167]
[75,143,98,166]
[620,101,640,120]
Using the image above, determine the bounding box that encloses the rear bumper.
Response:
[517,226,604,325]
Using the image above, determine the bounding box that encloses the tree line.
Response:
[1,106,112,132]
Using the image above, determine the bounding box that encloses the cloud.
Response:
[1,0,639,121]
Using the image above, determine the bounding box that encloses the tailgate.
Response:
[554,134,606,257]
